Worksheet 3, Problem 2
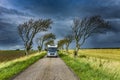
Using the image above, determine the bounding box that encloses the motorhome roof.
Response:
[48,45,57,47]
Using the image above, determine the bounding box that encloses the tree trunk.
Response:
[38,46,41,52]
[66,44,69,52]
[24,43,31,55]
[38,48,40,53]
[25,48,29,55]
[66,46,68,52]
[74,40,79,57]
[41,40,44,51]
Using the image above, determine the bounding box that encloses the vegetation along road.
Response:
[13,57,79,80]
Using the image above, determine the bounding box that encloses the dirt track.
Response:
[13,57,79,80]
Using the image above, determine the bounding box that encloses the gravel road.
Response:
[13,57,79,80]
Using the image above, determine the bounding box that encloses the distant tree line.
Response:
[36,33,56,52]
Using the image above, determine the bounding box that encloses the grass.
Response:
[69,49,120,61]
[0,50,36,62]
[0,52,46,80]
[60,49,120,80]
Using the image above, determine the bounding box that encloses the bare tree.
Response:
[72,16,110,56]
[36,33,56,52]
[57,39,66,50]
[18,19,52,55]
[64,34,73,52]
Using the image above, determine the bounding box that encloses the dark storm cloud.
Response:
[0,6,31,16]
[81,5,120,19]
[0,20,22,46]
[5,0,120,19]
[50,20,72,38]
[2,0,120,18]
[85,32,120,48]
[0,5,32,49]
[109,20,120,32]
[0,0,120,49]
[9,0,71,16]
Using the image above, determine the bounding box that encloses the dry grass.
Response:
[69,49,120,61]
[61,49,120,80]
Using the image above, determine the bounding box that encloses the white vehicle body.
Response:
[47,45,58,57]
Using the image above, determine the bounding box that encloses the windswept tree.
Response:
[64,34,73,52]
[18,19,52,55]
[57,39,66,50]
[36,33,56,52]
[44,40,54,49]
[72,16,110,56]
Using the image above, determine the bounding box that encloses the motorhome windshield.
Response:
[48,47,57,52]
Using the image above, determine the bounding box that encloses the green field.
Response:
[60,49,120,80]
[0,50,36,62]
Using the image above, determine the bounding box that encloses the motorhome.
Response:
[47,45,58,57]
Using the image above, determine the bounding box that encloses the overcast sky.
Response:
[0,0,120,50]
